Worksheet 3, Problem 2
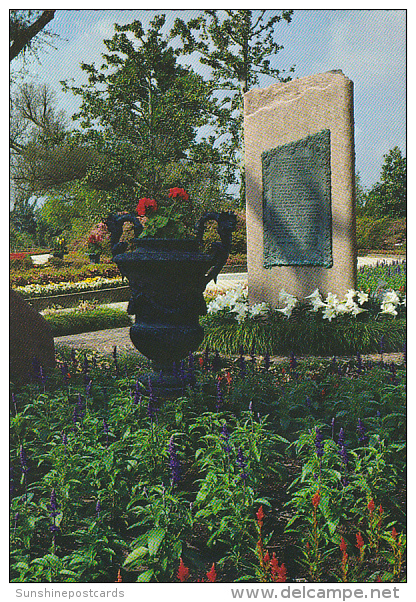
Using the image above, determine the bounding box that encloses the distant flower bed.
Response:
[15,276,125,299]
[207,285,406,323]
[10,252,29,261]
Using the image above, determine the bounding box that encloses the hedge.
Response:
[45,307,133,337]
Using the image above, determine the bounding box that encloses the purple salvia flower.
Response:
[188,351,194,369]
[62,432,68,453]
[19,445,28,474]
[341,476,349,488]
[39,365,47,389]
[403,342,406,365]
[32,357,41,380]
[60,362,69,386]
[96,499,101,519]
[133,382,142,405]
[337,427,345,448]
[168,436,182,485]
[289,351,297,370]
[12,392,18,415]
[315,427,324,459]
[220,424,232,454]
[357,418,368,445]
[331,417,335,439]
[248,400,253,413]
[340,445,348,466]
[236,447,248,482]
[82,355,89,374]
[85,378,93,397]
[92,355,97,369]
[48,488,60,518]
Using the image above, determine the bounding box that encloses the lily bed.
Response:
[10,346,406,583]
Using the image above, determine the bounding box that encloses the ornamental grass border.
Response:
[201,314,406,356]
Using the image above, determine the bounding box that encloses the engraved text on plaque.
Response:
[262,129,333,268]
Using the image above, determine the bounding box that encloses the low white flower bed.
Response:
[14,276,125,298]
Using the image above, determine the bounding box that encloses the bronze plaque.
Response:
[262,129,333,268]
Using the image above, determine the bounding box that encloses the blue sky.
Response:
[11,8,406,191]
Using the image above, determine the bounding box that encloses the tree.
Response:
[10,9,56,62]
[61,14,230,215]
[10,83,100,201]
[171,9,295,203]
[364,147,406,218]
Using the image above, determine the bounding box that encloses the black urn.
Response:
[105,211,237,394]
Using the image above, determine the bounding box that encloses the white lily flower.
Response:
[322,306,338,321]
[380,302,398,316]
[304,288,322,300]
[357,291,369,305]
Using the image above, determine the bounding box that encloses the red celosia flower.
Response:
[168,187,189,201]
[270,552,279,575]
[312,490,321,509]
[276,563,287,583]
[367,498,375,514]
[136,198,158,216]
[226,371,232,386]
[115,569,122,582]
[391,527,398,541]
[379,504,383,515]
[199,357,204,368]
[256,505,265,527]
[340,537,347,553]
[356,533,364,549]
[177,558,190,582]
[206,563,217,582]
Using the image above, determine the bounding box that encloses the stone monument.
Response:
[244,70,357,306]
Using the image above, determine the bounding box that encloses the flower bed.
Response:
[10,350,406,583]
[14,276,125,299]
[202,286,406,356]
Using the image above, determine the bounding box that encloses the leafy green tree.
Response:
[171,9,295,203]
[364,147,406,218]
[62,14,230,213]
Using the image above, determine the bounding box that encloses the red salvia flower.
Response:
[312,490,321,509]
[379,504,384,515]
[256,505,265,528]
[177,558,190,582]
[168,187,189,201]
[199,357,204,368]
[136,198,158,216]
[356,532,365,549]
[376,575,382,582]
[115,569,122,582]
[367,498,375,514]
[263,550,270,566]
[391,527,398,541]
[340,537,347,553]
[206,563,217,582]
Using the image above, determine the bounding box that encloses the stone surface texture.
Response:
[244,70,357,307]
[10,289,55,382]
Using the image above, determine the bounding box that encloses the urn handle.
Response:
[195,211,237,284]
[105,213,144,256]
